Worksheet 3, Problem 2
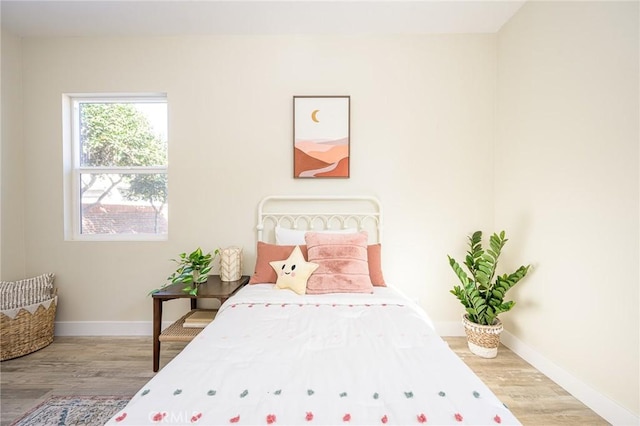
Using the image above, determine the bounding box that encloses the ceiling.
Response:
[1,1,526,37]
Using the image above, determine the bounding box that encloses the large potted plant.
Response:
[448,231,530,358]
[167,248,219,296]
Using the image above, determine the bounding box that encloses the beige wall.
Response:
[1,30,26,280]
[17,34,496,323]
[4,2,638,420]
[496,1,639,417]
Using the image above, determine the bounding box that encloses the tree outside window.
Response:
[73,98,168,237]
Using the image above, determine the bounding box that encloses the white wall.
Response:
[496,1,639,418]
[18,34,496,323]
[1,30,26,281]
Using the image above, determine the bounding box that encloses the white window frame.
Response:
[63,93,168,241]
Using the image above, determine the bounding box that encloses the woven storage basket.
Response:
[462,314,503,358]
[1,295,57,361]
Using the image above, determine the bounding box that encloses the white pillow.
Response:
[274,226,357,245]
[0,273,55,310]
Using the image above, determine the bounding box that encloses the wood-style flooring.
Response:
[0,337,607,425]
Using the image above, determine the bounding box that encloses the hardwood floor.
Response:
[443,338,608,425]
[0,337,607,425]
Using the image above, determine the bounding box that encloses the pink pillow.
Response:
[249,242,309,284]
[304,231,374,294]
[249,241,386,286]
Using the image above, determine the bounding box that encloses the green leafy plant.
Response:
[80,103,167,232]
[167,248,219,296]
[448,231,530,326]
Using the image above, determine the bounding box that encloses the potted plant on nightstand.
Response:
[448,230,530,358]
[167,247,220,296]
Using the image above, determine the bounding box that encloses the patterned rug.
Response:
[10,395,130,426]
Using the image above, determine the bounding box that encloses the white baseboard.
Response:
[55,321,638,425]
[434,321,465,336]
[501,331,639,426]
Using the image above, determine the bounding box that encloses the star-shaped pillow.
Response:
[269,246,319,295]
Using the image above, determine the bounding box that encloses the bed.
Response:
[106,196,519,425]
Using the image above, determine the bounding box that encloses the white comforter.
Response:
[107,285,519,425]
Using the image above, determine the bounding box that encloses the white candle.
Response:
[219,246,243,281]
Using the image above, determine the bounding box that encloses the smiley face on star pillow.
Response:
[269,246,319,295]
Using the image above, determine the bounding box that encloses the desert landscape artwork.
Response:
[293,96,350,178]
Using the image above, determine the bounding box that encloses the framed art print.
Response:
[293,95,350,178]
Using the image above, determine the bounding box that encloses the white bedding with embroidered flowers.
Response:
[107,284,520,425]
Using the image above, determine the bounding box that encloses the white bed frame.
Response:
[257,195,382,244]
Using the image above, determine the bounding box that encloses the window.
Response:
[65,94,168,240]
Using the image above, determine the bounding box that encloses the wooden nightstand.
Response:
[152,275,249,371]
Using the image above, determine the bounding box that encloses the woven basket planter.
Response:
[462,314,503,358]
[1,296,57,361]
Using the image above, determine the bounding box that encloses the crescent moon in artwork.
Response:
[311,110,320,123]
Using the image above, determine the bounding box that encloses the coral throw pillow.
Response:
[249,242,309,284]
[305,231,374,294]
[367,243,386,287]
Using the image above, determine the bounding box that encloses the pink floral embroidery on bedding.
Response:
[114,385,514,425]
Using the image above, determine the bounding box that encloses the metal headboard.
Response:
[257,195,383,244]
